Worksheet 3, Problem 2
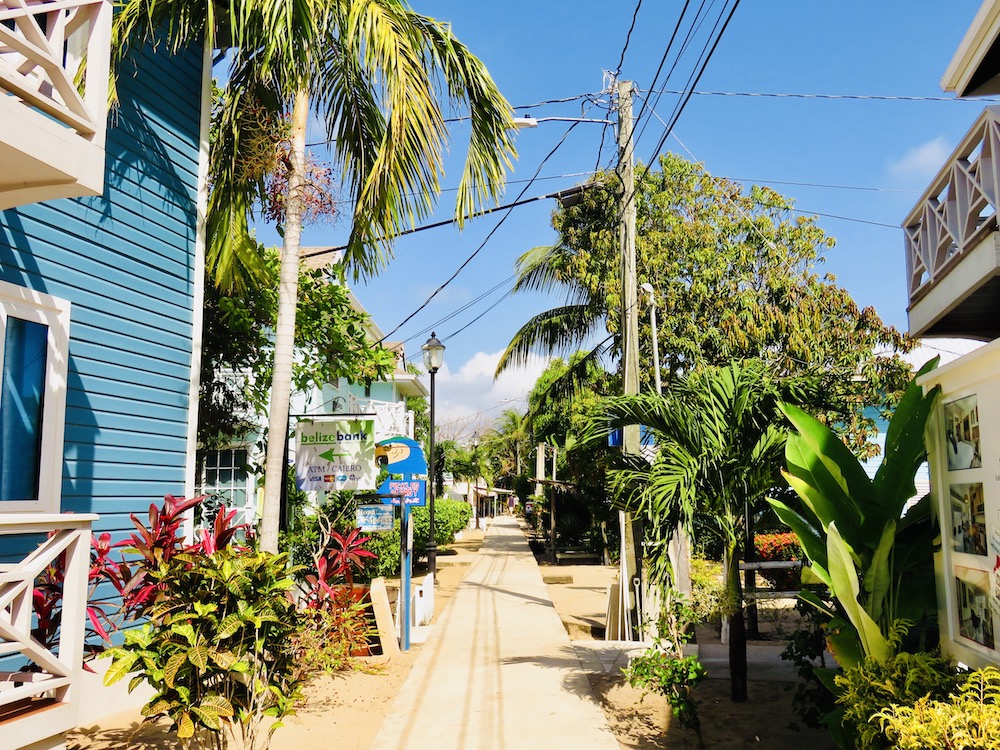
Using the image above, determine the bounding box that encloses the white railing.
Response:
[0,0,112,142]
[0,513,95,748]
[347,396,415,439]
[904,106,1000,302]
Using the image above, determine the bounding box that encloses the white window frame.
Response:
[0,280,71,513]
[197,446,257,527]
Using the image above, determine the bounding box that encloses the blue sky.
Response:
[258,1,991,435]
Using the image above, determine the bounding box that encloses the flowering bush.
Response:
[753,532,802,591]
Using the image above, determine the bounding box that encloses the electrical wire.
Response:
[641,0,742,170]
[377,119,587,343]
[613,0,645,76]
[631,0,707,150]
[301,183,591,261]
[642,89,1000,102]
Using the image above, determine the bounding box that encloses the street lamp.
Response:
[639,283,661,394]
[422,332,445,576]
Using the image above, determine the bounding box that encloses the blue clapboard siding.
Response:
[0,41,204,544]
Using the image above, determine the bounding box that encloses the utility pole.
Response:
[618,79,643,640]
[534,442,545,497]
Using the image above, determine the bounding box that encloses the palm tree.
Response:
[598,361,806,702]
[488,408,528,481]
[113,0,515,551]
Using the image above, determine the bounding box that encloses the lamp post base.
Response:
[427,542,437,577]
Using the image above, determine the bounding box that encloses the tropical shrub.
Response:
[769,360,941,667]
[689,557,738,629]
[103,549,303,750]
[753,532,801,590]
[293,590,375,674]
[625,590,707,748]
[411,498,472,558]
[781,594,838,731]
[835,649,959,750]
[878,667,1000,749]
[362,522,403,578]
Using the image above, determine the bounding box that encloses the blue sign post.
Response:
[400,501,412,651]
[375,436,428,652]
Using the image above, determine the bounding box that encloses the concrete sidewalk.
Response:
[373,516,619,750]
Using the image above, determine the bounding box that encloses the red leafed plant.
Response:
[302,528,377,608]
[31,531,129,657]
[31,494,247,659]
[116,495,247,620]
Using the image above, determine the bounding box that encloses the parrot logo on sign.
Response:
[376,436,427,475]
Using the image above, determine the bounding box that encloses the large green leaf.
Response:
[826,522,891,661]
[871,374,940,528]
[825,618,864,671]
[103,651,138,686]
[862,521,895,626]
[768,496,830,583]
[781,404,867,546]
[164,651,188,689]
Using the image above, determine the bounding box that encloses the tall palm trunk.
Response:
[260,89,309,553]
[725,538,748,702]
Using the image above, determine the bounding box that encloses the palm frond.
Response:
[495,305,603,375]
[525,340,611,426]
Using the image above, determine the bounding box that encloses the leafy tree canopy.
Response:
[199,249,395,449]
[499,153,914,454]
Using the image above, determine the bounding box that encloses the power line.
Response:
[642,0,742,170]
[301,183,593,261]
[721,176,919,194]
[377,118,588,342]
[662,124,902,230]
[614,0,645,76]
[632,0,705,150]
[643,89,1000,102]
[788,207,897,229]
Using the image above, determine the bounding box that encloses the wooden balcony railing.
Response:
[904,107,1000,303]
[0,0,111,142]
[0,513,96,750]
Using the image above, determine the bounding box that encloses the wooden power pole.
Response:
[617,79,644,640]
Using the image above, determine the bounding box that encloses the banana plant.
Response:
[769,359,940,666]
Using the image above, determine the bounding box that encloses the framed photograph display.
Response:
[943,394,982,471]
[956,568,995,650]
[950,482,988,556]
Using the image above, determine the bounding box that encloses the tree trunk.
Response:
[725,541,748,702]
[259,89,309,554]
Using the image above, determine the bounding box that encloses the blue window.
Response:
[0,318,48,502]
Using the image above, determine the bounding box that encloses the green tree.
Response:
[113,0,515,552]
[199,252,394,451]
[499,153,912,454]
[600,361,811,702]
[477,408,531,493]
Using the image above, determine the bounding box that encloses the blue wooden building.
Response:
[0,1,208,744]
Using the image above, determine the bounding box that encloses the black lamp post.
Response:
[422,332,445,576]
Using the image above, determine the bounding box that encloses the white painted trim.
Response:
[0,280,71,513]
[943,0,1000,96]
[182,42,212,540]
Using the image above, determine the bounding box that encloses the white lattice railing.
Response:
[346,397,415,440]
[904,106,1000,302]
[0,513,96,748]
[0,0,111,142]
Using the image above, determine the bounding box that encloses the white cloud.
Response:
[888,137,952,184]
[428,351,550,441]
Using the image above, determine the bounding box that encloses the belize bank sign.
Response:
[295,418,376,492]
